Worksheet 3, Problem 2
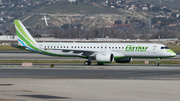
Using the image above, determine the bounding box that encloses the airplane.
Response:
[13,20,176,66]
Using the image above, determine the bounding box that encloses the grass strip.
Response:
[0,45,25,51]
[168,46,180,53]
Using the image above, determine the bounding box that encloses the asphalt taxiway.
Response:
[0,67,180,101]
[0,66,180,79]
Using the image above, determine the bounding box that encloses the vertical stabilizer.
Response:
[14,20,37,47]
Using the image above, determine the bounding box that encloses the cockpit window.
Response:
[161,46,169,49]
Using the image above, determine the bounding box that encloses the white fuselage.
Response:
[35,42,175,59]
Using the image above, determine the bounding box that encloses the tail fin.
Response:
[14,20,37,47]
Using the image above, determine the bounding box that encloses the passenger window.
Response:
[57,46,59,48]
[45,46,46,48]
[51,46,52,48]
[54,46,56,48]
[109,47,111,49]
[119,47,121,49]
[71,46,73,48]
[94,47,96,48]
[67,46,68,48]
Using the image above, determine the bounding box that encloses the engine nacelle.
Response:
[95,53,114,63]
[115,58,132,63]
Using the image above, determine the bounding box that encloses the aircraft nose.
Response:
[166,49,176,57]
[171,52,176,57]
[169,50,176,57]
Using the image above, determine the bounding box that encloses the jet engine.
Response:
[94,53,114,63]
[115,58,132,63]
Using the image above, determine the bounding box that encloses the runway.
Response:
[0,52,179,60]
[1,66,180,79]
[0,67,180,101]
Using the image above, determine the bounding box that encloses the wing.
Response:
[46,48,98,57]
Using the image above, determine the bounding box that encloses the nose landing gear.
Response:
[155,58,161,66]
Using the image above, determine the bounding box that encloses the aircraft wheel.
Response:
[155,62,159,66]
[84,61,91,65]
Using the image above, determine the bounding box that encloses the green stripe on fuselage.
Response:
[166,49,176,54]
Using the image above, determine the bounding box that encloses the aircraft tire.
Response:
[155,62,159,66]
[84,61,91,65]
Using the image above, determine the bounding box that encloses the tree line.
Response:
[3,25,180,40]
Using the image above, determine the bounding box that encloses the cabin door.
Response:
[153,46,157,54]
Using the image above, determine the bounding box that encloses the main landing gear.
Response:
[84,57,92,65]
[84,61,91,65]
[155,58,161,66]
